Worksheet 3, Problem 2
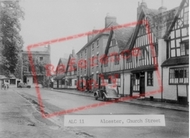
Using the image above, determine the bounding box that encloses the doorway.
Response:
[139,72,145,96]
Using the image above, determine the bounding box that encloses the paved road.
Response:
[16,88,189,138]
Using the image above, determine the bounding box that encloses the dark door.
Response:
[130,74,133,96]
[140,72,145,96]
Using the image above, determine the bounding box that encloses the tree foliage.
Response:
[0,0,24,77]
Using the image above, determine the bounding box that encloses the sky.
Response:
[19,0,182,68]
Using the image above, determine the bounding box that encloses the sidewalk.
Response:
[48,88,189,112]
[0,88,88,138]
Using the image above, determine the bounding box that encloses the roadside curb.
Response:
[45,88,189,112]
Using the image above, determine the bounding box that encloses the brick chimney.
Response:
[137,0,148,20]
[105,14,116,27]
[72,49,75,56]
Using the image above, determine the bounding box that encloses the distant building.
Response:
[22,45,51,87]
[53,57,68,89]
[53,50,77,89]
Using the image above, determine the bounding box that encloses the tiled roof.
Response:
[76,22,118,54]
[162,56,189,67]
[114,27,135,52]
[145,6,179,39]
[60,58,68,64]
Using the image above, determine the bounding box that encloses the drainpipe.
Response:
[161,67,163,101]
[122,55,125,97]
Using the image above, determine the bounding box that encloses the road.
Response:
[16,88,188,138]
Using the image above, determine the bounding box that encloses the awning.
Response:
[131,65,157,73]
[0,75,9,80]
[54,74,65,80]
[161,56,189,67]
[65,75,77,79]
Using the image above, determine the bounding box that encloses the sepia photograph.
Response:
[0,0,189,137]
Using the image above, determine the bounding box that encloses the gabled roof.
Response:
[125,1,183,52]
[76,22,118,54]
[65,53,77,73]
[164,0,187,39]
[104,25,135,56]
[55,57,68,73]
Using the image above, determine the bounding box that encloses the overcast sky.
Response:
[19,0,182,67]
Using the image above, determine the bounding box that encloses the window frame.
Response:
[147,71,153,86]
[169,67,189,85]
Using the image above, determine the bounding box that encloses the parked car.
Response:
[17,83,31,88]
[93,84,120,101]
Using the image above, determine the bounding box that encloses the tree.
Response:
[0,0,24,77]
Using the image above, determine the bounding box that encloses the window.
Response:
[140,49,145,59]
[92,43,94,51]
[97,39,99,47]
[180,40,189,56]
[114,54,119,65]
[104,56,108,67]
[132,74,140,91]
[75,80,77,86]
[97,53,99,66]
[84,49,86,56]
[184,12,189,25]
[169,67,189,84]
[147,71,153,86]
[126,53,132,63]
[39,57,43,61]
[10,79,16,85]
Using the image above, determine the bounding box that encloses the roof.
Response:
[76,22,118,54]
[65,53,77,73]
[164,0,187,39]
[104,24,135,56]
[115,27,135,52]
[60,58,68,64]
[54,74,65,80]
[125,2,182,52]
[161,56,189,67]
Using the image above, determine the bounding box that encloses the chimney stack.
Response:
[105,14,116,28]
[137,0,148,20]
[72,49,75,56]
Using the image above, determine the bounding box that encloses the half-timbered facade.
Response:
[120,0,189,104]
[162,0,189,104]
[101,27,134,94]
[53,58,67,89]
[64,50,77,89]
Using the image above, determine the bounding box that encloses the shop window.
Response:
[169,67,189,84]
[10,79,16,85]
[147,71,153,86]
[62,79,65,85]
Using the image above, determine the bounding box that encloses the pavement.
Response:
[48,88,189,112]
[0,88,94,138]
